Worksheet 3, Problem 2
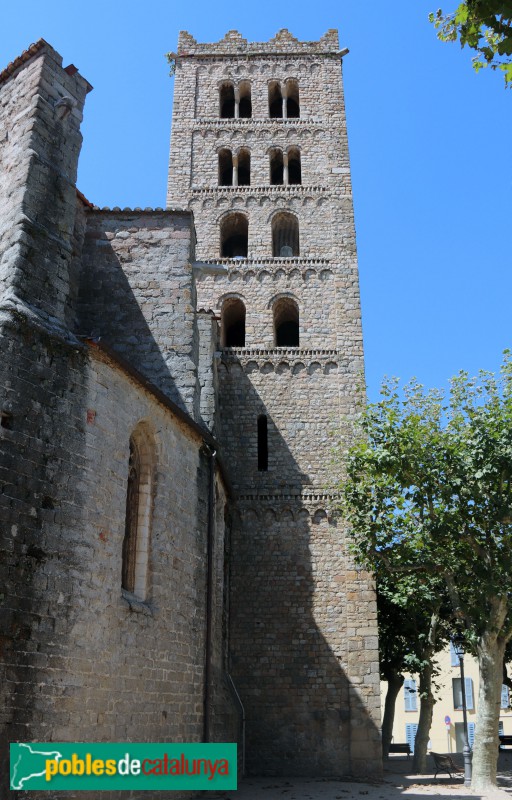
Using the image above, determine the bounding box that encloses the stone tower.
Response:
[168,29,381,777]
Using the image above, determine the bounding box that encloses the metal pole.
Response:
[459,654,472,787]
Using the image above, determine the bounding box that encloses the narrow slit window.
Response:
[274,297,299,347]
[220,213,248,258]
[122,429,153,600]
[268,81,283,118]
[218,149,233,186]
[220,82,235,118]
[222,298,246,347]
[257,415,268,471]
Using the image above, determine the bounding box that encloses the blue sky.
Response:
[2,1,511,400]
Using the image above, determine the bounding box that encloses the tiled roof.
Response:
[0,39,47,87]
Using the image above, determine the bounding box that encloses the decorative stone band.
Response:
[196,256,330,266]
[217,350,345,375]
[190,186,327,196]
[232,491,342,522]
[221,347,339,358]
[190,118,327,128]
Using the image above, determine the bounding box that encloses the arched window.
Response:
[272,212,299,257]
[288,147,302,185]
[285,79,300,118]
[269,149,284,185]
[220,82,235,118]
[257,415,268,471]
[268,81,283,118]
[221,297,246,347]
[122,425,154,600]
[239,81,252,118]
[220,213,248,258]
[218,148,233,186]
[238,148,251,186]
[274,297,300,347]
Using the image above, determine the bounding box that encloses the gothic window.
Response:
[272,211,299,257]
[221,297,246,347]
[238,148,251,186]
[122,426,153,600]
[239,81,252,118]
[285,79,300,118]
[268,81,283,118]
[218,148,233,186]
[273,297,300,347]
[257,415,268,471]
[220,82,235,118]
[270,148,284,185]
[220,213,248,258]
[287,147,302,185]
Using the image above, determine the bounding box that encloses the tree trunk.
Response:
[471,631,506,791]
[381,670,404,759]
[412,660,435,773]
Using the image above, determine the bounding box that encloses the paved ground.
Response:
[202,752,512,800]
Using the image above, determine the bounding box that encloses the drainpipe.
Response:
[227,673,246,777]
[203,443,216,743]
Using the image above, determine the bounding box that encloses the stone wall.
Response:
[168,29,382,777]
[78,209,201,419]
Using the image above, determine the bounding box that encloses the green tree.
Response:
[377,573,449,771]
[430,2,512,86]
[340,355,512,789]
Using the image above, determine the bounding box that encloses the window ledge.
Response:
[121,589,154,616]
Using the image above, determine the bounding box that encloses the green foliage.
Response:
[429,2,512,86]
[165,54,177,77]
[340,352,512,645]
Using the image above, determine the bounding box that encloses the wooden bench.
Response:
[431,752,463,779]
[499,734,512,749]
[388,743,411,758]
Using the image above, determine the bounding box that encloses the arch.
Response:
[238,147,251,186]
[220,212,248,258]
[287,146,302,185]
[122,422,155,600]
[239,80,252,118]
[219,82,235,118]
[257,415,268,471]
[218,148,233,186]
[269,148,284,185]
[268,80,283,118]
[221,296,246,347]
[285,79,300,118]
[272,211,300,257]
[273,296,300,347]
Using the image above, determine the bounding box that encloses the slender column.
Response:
[281,86,287,120]
[283,152,289,186]
[232,154,239,187]
[234,86,240,119]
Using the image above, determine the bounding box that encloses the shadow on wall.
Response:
[76,213,199,417]
[217,354,381,777]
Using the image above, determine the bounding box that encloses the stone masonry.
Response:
[0,28,381,799]
[168,28,382,776]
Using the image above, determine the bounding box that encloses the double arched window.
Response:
[219,211,300,259]
[219,80,252,119]
[269,147,301,186]
[268,79,300,119]
[218,148,251,187]
[122,423,154,600]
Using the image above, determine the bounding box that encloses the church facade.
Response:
[0,30,381,798]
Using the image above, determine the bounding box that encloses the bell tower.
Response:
[168,28,381,777]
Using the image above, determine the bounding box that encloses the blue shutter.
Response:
[406,723,419,753]
[501,685,509,709]
[468,722,475,749]
[450,641,459,667]
[404,679,417,711]
[465,677,474,710]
